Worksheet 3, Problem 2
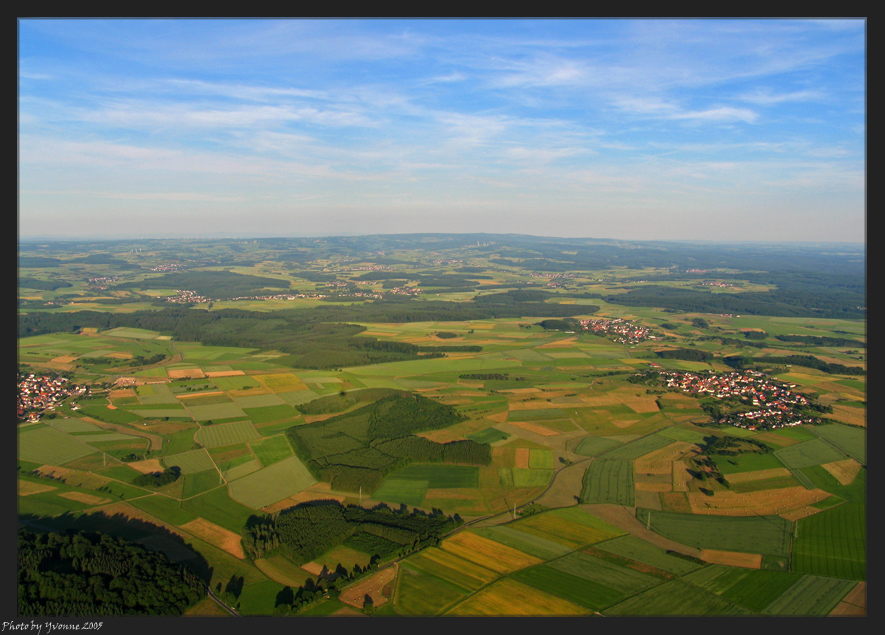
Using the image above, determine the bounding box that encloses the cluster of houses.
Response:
[654,369,820,430]
[580,318,654,344]
[17,372,86,422]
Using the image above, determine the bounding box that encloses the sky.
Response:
[18,19,866,243]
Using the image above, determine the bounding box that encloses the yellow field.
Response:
[724,467,793,484]
[168,369,206,379]
[700,549,762,569]
[178,518,245,559]
[127,458,166,474]
[687,486,831,516]
[447,577,591,616]
[58,491,112,506]
[821,458,862,485]
[205,370,245,377]
[411,546,499,586]
[255,372,309,392]
[18,480,56,496]
[508,421,560,436]
[514,514,613,549]
[829,404,866,427]
[439,531,542,574]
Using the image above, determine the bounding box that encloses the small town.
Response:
[17,372,86,422]
[580,318,653,344]
[649,369,822,431]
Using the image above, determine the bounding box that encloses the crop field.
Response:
[371,479,429,507]
[548,551,661,596]
[510,511,619,549]
[714,569,803,612]
[774,439,848,470]
[446,577,592,616]
[471,525,574,561]
[184,401,248,422]
[807,424,866,464]
[528,448,555,469]
[162,449,215,474]
[594,535,702,575]
[248,435,293,467]
[396,563,474,615]
[635,509,792,557]
[573,435,622,456]
[18,426,98,465]
[596,433,673,460]
[761,575,855,615]
[604,579,751,616]
[405,547,498,591]
[510,564,625,611]
[179,486,256,534]
[194,420,262,448]
[792,500,865,580]
[383,464,480,489]
[579,459,634,505]
[497,467,553,488]
[439,530,543,575]
[227,455,317,509]
[182,469,223,498]
[712,451,786,475]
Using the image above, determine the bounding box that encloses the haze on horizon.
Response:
[18,19,866,244]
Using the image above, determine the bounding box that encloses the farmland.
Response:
[17,234,865,616]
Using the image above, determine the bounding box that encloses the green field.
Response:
[195,420,262,448]
[383,464,480,489]
[774,438,848,470]
[806,424,866,464]
[511,564,626,611]
[579,459,634,505]
[227,456,318,509]
[248,435,293,467]
[761,575,856,615]
[636,508,792,557]
[594,535,702,575]
[604,579,751,615]
[596,433,672,460]
[371,479,429,507]
[19,426,98,465]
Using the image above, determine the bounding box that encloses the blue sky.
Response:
[18,19,865,242]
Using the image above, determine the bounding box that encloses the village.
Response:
[17,372,86,422]
[580,318,653,344]
[649,369,823,431]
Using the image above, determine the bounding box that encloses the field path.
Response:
[578,503,704,559]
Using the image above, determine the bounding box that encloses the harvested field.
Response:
[126,458,165,474]
[701,549,762,569]
[687,486,830,516]
[672,461,694,492]
[611,419,639,428]
[829,404,866,427]
[109,388,137,399]
[339,565,397,609]
[298,561,325,578]
[725,468,792,484]
[514,447,530,469]
[828,582,866,616]
[178,518,245,559]
[508,421,560,436]
[781,507,825,522]
[51,355,78,363]
[440,530,542,574]
[534,462,587,509]
[58,491,112,506]
[205,370,246,377]
[447,577,591,616]
[660,492,692,513]
[635,490,663,510]
[18,480,57,496]
[821,458,862,486]
[167,368,206,379]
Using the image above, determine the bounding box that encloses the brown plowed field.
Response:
[828,582,866,616]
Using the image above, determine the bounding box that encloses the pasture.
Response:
[248,435,293,467]
[18,425,98,465]
[774,439,848,470]
[195,420,262,448]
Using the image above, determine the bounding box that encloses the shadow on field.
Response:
[18,511,214,584]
